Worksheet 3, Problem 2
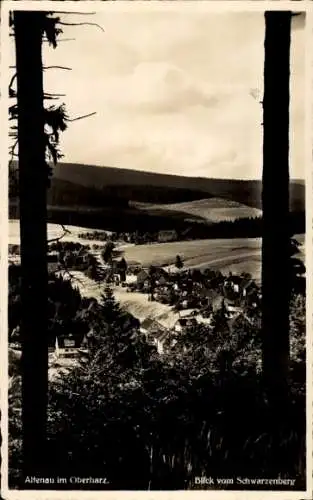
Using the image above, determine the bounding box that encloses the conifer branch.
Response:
[67,112,96,122]
[58,21,104,33]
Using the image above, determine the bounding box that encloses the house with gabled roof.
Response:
[174,315,198,334]
[140,317,169,354]
[136,269,149,289]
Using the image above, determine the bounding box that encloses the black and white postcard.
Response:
[1,1,312,498]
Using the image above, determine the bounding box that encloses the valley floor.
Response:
[9,220,305,325]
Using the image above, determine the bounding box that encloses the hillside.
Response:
[9,162,305,236]
[132,198,262,223]
[52,162,305,212]
[10,161,305,212]
[119,234,305,285]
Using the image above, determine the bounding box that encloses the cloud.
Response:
[40,11,305,180]
[97,62,219,114]
[61,84,262,179]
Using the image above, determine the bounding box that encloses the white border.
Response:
[1,2,312,500]
[1,1,313,13]
[1,2,11,500]
[304,7,313,500]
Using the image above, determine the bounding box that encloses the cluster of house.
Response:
[10,269,261,361]
[119,266,261,354]
[126,266,260,317]
[222,274,261,316]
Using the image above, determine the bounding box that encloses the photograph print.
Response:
[3,1,311,496]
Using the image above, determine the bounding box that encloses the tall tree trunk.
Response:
[14,11,48,477]
[262,11,291,407]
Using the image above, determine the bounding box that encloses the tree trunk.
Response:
[262,11,291,406]
[14,11,48,477]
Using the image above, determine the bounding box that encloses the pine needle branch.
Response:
[43,66,72,71]
[52,11,97,15]
[57,21,105,33]
[9,73,17,91]
[67,112,96,122]
[43,38,76,43]
[47,225,71,244]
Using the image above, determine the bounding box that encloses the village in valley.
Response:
[9,225,262,368]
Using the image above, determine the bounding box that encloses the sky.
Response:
[12,9,306,179]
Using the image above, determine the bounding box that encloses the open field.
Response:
[121,237,262,279]
[8,220,305,336]
[9,220,110,246]
[133,198,262,223]
[9,220,305,286]
[120,235,304,285]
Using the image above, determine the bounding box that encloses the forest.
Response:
[76,213,305,242]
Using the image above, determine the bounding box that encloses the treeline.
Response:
[78,230,109,241]
[10,197,305,240]
[180,211,305,240]
[77,212,305,245]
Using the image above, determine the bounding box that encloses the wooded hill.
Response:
[52,162,305,212]
[9,161,305,236]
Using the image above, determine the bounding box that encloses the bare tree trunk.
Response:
[262,11,291,406]
[14,11,48,477]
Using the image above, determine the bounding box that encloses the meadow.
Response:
[121,233,304,284]
[132,197,262,223]
[9,220,305,286]
[120,237,262,281]
[8,220,108,246]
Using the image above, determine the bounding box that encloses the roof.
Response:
[141,317,168,341]
[126,275,137,284]
[157,275,168,284]
[242,279,258,291]
[141,317,155,330]
[141,316,166,330]
[176,317,198,326]
[179,308,197,317]
[225,304,242,312]
[137,269,149,281]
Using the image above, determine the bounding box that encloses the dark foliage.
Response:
[10,205,302,241]
[175,255,184,270]
[8,264,95,346]
[8,262,306,490]
[50,161,304,213]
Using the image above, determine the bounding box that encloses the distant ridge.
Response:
[9,160,305,213]
[52,162,304,212]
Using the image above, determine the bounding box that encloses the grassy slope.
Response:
[120,234,305,284]
[132,198,262,223]
[121,237,261,267]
